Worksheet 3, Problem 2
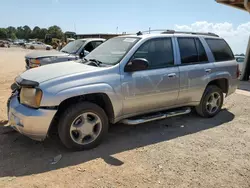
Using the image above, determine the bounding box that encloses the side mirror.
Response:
[79,50,89,58]
[124,58,149,72]
[79,52,85,58]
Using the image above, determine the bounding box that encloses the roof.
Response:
[216,0,250,12]
[77,38,106,42]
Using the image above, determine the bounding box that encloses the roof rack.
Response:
[162,30,219,37]
[137,29,170,35]
[136,29,219,37]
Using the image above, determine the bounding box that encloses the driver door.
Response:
[121,38,180,116]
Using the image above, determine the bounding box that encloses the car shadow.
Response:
[0,109,234,177]
[0,120,8,126]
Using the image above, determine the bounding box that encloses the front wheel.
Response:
[195,85,224,118]
[58,102,109,150]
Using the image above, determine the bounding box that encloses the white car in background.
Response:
[25,41,52,50]
[235,55,245,74]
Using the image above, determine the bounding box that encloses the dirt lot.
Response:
[1,47,250,188]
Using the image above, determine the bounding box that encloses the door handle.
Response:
[205,69,212,73]
[167,73,176,78]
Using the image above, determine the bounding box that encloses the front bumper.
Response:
[8,95,57,141]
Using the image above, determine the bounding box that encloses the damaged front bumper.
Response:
[8,94,57,141]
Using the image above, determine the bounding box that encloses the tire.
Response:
[30,46,35,50]
[58,102,109,150]
[46,47,51,50]
[195,85,224,118]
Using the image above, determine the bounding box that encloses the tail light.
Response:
[237,64,240,78]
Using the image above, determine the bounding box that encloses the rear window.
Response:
[205,39,234,62]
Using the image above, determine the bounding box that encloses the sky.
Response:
[0,0,249,53]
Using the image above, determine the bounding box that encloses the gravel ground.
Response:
[0,47,250,188]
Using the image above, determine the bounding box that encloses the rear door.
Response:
[176,37,214,104]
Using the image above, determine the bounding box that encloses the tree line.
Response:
[0,25,64,40]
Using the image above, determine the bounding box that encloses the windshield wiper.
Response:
[89,59,103,66]
[61,50,69,54]
[80,57,88,63]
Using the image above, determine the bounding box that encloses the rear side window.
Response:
[178,38,208,64]
[205,39,234,62]
[178,38,198,64]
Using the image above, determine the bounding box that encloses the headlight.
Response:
[20,88,43,108]
[30,59,40,68]
[30,59,40,64]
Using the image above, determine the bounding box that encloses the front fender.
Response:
[40,83,122,119]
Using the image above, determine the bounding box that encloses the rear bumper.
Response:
[227,78,239,96]
[8,95,57,141]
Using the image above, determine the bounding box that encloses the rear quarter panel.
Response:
[211,60,238,96]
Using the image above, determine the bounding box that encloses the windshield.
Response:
[60,40,86,54]
[85,37,140,65]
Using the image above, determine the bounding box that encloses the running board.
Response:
[121,107,191,125]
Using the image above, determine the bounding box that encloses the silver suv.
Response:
[8,31,238,150]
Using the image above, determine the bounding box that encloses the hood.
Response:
[25,50,73,59]
[19,61,99,83]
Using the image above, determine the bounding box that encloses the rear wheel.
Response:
[46,47,51,50]
[58,102,109,150]
[30,46,35,50]
[195,85,223,118]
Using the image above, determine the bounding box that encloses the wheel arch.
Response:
[58,93,115,121]
[48,92,116,136]
[207,78,229,94]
